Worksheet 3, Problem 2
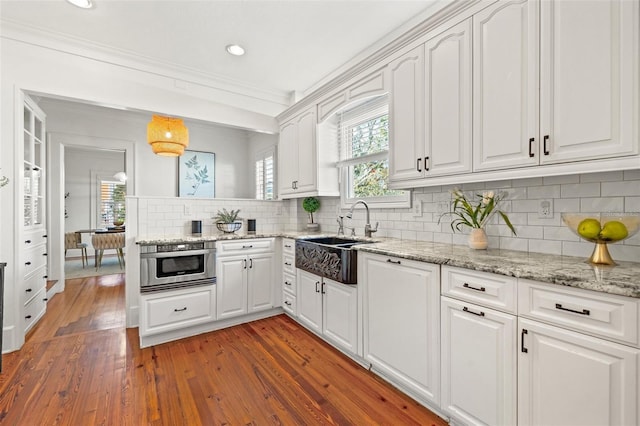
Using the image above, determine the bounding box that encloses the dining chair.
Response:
[64,232,89,268]
[91,233,125,270]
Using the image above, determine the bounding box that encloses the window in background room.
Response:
[338,95,409,208]
[99,180,126,227]
[255,148,275,200]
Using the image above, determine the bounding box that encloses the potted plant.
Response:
[439,189,516,249]
[214,208,242,233]
[302,197,321,232]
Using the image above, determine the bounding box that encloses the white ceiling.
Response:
[0,0,444,98]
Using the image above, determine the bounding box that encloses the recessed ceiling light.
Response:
[66,0,93,9]
[226,44,245,56]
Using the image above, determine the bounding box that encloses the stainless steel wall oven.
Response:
[140,241,215,293]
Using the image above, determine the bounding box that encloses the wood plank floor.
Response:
[0,273,447,425]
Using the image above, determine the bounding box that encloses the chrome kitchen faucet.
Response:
[346,200,378,238]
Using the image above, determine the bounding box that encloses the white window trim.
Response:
[337,96,410,209]
[255,147,276,200]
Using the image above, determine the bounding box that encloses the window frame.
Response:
[337,96,410,209]
[255,147,276,200]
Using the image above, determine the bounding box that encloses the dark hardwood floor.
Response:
[0,273,447,425]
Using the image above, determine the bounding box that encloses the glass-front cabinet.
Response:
[23,99,45,228]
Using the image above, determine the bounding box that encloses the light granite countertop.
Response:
[354,239,640,299]
[136,232,640,298]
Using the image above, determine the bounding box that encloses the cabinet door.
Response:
[278,120,297,196]
[518,318,639,426]
[216,255,248,320]
[441,297,517,426]
[473,0,539,171]
[540,0,638,164]
[247,252,274,313]
[297,270,322,334]
[322,279,358,355]
[294,109,317,194]
[361,254,440,406]
[388,45,425,182]
[425,19,472,177]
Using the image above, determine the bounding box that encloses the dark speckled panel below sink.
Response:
[295,237,373,284]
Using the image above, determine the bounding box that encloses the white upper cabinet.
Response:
[388,45,425,182]
[475,0,638,171]
[473,0,539,171]
[277,106,339,199]
[389,19,472,183]
[539,0,638,164]
[424,18,473,177]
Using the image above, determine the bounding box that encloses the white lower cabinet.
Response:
[216,239,275,320]
[360,253,440,407]
[297,269,359,356]
[441,296,517,426]
[518,317,639,426]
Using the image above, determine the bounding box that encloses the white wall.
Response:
[64,147,124,237]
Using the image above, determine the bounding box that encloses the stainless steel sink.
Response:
[295,237,374,284]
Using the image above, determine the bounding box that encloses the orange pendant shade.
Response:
[147,115,189,156]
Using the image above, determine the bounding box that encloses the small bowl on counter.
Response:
[561,212,640,265]
[216,221,242,234]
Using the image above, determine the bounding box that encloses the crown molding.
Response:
[0,18,291,116]
[276,0,487,122]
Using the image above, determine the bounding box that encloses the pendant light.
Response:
[147,115,189,156]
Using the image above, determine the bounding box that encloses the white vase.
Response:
[468,228,488,250]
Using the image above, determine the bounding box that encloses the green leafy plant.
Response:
[214,208,240,224]
[439,189,516,235]
[302,197,320,223]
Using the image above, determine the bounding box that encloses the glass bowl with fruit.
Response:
[561,213,640,265]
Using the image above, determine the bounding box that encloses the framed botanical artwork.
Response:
[178,150,215,198]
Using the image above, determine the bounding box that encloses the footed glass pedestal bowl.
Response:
[561,213,640,265]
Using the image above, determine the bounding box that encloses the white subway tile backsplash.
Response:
[561,183,600,198]
[543,174,580,185]
[602,181,640,196]
[528,185,560,199]
[581,171,623,183]
[580,197,624,212]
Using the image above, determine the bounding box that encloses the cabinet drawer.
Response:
[283,272,296,296]
[282,238,295,255]
[282,291,297,317]
[141,286,216,336]
[24,287,46,333]
[24,244,47,277]
[217,238,274,255]
[283,253,295,274]
[22,266,46,305]
[24,229,47,247]
[442,266,517,314]
[519,279,640,347]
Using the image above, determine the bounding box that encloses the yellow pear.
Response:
[599,221,628,241]
[577,218,601,240]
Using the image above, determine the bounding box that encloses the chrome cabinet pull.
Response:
[463,282,486,292]
[462,306,485,317]
[521,329,528,353]
[529,137,535,157]
[174,307,187,312]
[555,303,590,316]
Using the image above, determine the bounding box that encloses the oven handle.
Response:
[141,249,215,259]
